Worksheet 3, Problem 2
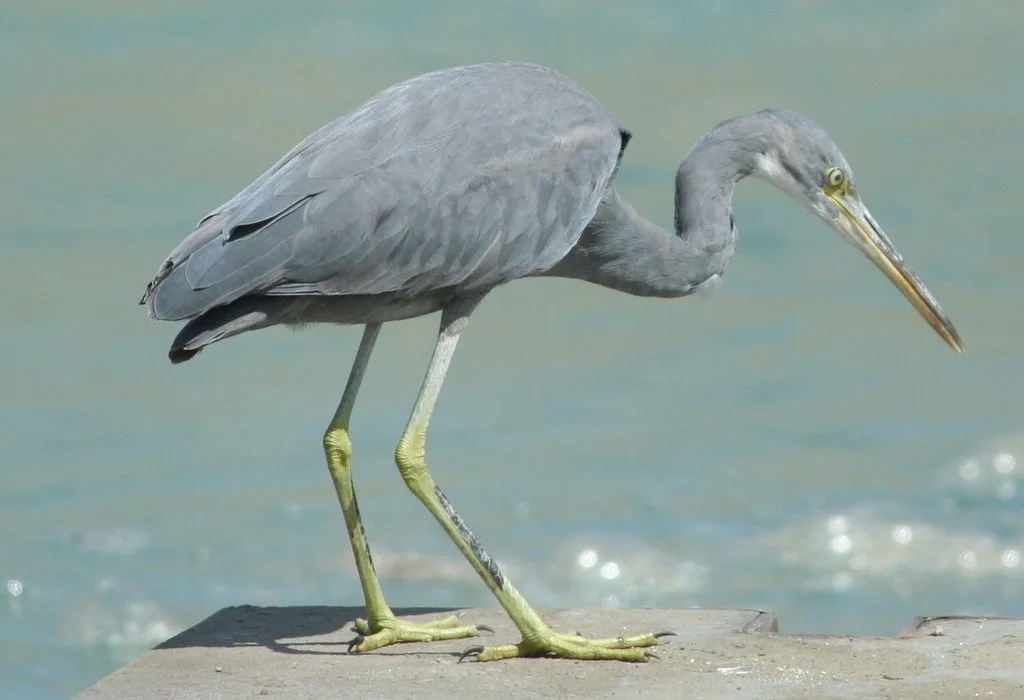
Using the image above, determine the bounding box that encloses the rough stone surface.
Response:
[77,606,1024,699]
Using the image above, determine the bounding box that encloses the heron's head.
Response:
[749,109,962,353]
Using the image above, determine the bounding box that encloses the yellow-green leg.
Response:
[393,297,672,662]
[323,323,483,652]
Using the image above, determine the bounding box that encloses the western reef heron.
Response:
[142,62,962,662]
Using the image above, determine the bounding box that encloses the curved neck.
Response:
[548,116,770,296]
[563,190,734,297]
[550,118,761,297]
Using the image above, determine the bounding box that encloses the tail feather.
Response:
[168,297,302,363]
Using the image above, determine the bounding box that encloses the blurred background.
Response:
[2,1,1022,696]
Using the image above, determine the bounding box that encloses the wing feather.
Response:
[145,62,627,321]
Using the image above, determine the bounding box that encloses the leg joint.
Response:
[394,434,431,492]
[323,425,353,461]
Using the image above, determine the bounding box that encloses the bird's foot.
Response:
[459,629,674,662]
[347,614,487,652]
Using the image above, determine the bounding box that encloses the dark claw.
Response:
[653,631,677,640]
[644,649,661,660]
[475,624,494,635]
[458,645,485,663]
[345,635,365,653]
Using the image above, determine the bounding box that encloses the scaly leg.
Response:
[391,296,671,662]
[323,323,482,651]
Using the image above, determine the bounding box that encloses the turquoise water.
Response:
[2,2,1022,696]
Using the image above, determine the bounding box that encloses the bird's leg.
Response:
[366,297,666,662]
[324,323,480,650]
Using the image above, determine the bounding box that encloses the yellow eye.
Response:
[826,167,846,188]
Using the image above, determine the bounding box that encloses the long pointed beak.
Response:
[828,192,963,353]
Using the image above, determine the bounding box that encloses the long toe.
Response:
[347,615,482,653]
[466,629,669,662]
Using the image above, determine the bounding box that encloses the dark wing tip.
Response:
[169,346,200,364]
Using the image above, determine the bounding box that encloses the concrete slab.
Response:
[77,606,1024,699]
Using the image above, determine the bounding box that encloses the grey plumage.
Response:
[142,61,962,662]
[145,61,959,361]
[147,64,622,338]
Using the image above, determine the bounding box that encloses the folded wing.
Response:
[144,62,628,322]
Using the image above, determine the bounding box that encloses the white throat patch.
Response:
[753,152,810,208]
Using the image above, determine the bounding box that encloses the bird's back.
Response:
[144,62,629,322]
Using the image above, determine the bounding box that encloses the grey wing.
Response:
[144,63,627,322]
